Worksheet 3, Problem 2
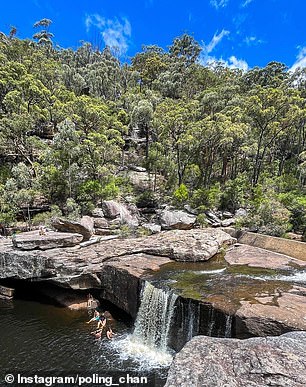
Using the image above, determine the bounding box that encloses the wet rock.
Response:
[52,216,94,241]
[165,331,306,387]
[237,231,306,261]
[225,244,306,269]
[0,229,235,284]
[159,209,196,230]
[0,285,14,299]
[38,286,100,310]
[13,230,83,250]
[99,254,171,318]
[236,286,306,337]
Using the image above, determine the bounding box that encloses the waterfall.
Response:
[207,307,215,336]
[186,299,200,341]
[133,281,178,351]
[224,314,232,338]
[110,281,178,368]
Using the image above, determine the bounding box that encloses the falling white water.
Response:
[133,282,178,351]
[207,307,215,336]
[110,282,178,369]
[224,315,232,338]
[186,300,200,341]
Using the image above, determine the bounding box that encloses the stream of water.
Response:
[0,298,169,386]
[1,256,306,386]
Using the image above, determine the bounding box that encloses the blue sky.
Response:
[1,0,305,71]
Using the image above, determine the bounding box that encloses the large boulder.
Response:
[166,331,306,387]
[236,286,306,337]
[93,217,109,229]
[102,200,139,227]
[86,229,235,262]
[225,244,306,269]
[159,209,197,230]
[52,216,94,241]
[13,230,83,250]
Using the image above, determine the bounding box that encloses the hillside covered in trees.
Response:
[0,20,305,238]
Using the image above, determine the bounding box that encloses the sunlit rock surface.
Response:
[166,331,306,387]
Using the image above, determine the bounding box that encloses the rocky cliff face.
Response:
[0,229,234,318]
[1,229,306,347]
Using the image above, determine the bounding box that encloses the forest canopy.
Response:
[0,22,305,238]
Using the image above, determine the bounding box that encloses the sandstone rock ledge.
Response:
[166,331,306,387]
[236,286,306,337]
[225,244,306,269]
[13,230,83,250]
[0,228,235,287]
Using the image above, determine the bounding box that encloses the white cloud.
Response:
[242,0,253,7]
[200,30,247,71]
[85,14,105,33]
[205,30,230,53]
[290,47,306,71]
[206,56,248,71]
[244,36,263,46]
[85,14,131,55]
[227,55,249,71]
[210,0,229,10]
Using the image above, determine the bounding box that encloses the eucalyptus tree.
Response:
[33,18,54,47]
[245,85,302,185]
[131,99,154,159]
[131,45,169,90]
[154,98,199,186]
[169,34,201,66]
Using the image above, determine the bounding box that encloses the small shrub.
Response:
[196,213,209,228]
[240,198,292,237]
[190,183,221,210]
[173,184,189,206]
[32,205,62,227]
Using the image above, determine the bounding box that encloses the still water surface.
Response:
[0,299,169,385]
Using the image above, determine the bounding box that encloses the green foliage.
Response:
[0,27,304,239]
[190,183,221,210]
[100,180,120,200]
[220,176,249,211]
[32,205,62,226]
[173,184,189,206]
[240,198,292,237]
[278,192,306,233]
[196,213,209,228]
[65,198,81,220]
